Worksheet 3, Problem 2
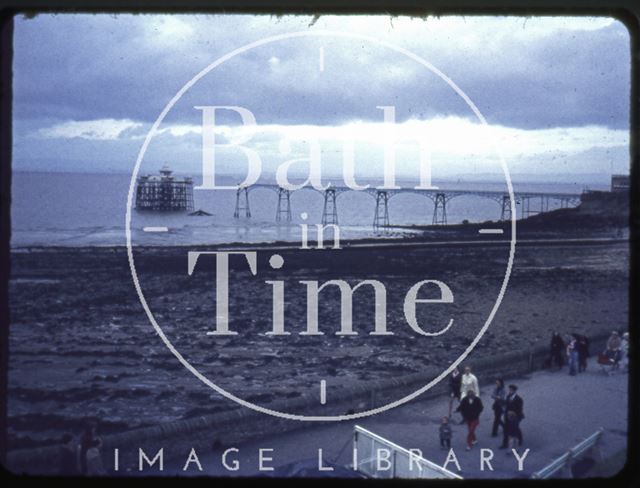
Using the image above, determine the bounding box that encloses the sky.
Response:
[11,14,631,183]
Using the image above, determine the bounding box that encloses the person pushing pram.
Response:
[598,331,624,374]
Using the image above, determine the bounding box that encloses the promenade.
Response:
[160,365,628,478]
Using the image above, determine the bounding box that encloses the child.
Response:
[505,411,519,452]
[439,416,452,450]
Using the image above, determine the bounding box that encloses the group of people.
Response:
[59,423,107,475]
[550,330,629,375]
[441,366,524,452]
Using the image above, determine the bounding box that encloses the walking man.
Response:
[459,390,484,451]
[549,332,565,370]
[567,336,578,376]
[500,384,524,449]
[491,378,506,437]
[576,334,590,372]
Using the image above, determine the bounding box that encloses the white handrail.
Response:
[531,428,604,479]
[353,425,462,479]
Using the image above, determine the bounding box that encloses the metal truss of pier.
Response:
[233,187,251,218]
[275,187,292,222]
[135,166,194,212]
[373,191,390,230]
[232,184,582,228]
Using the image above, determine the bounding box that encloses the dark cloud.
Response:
[453,23,630,129]
[12,14,630,132]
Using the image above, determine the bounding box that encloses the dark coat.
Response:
[550,334,564,354]
[504,393,524,420]
[491,386,505,411]
[459,395,484,422]
[505,416,520,437]
[439,424,452,440]
[576,335,590,358]
[449,371,462,398]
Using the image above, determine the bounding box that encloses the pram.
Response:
[597,349,621,375]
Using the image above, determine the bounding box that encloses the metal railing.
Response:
[531,428,604,479]
[352,425,462,479]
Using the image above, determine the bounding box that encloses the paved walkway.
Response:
[161,366,628,478]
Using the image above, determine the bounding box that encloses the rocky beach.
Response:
[8,208,629,451]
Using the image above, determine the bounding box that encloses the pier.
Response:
[135,166,194,212]
[231,184,582,227]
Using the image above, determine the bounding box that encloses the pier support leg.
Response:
[373,191,390,230]
[276,187,292,222]
[501,195,512,221]
[234,187,251,218]
[322,188,338,225]
[522,196,531,219]
[432,193,447,225]
[185,184,194,211]
[522,196,545,219]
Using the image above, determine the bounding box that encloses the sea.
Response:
[10,171,608,248]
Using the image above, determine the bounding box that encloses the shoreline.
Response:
[8,235,631,254]
[10,203,631,253]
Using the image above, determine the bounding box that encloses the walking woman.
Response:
[460,366,480,399]
[566,335,578,376]
[491,378,506,437]
[606,331,623,369]
[621,332,630,372]
[448,367,462,418]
